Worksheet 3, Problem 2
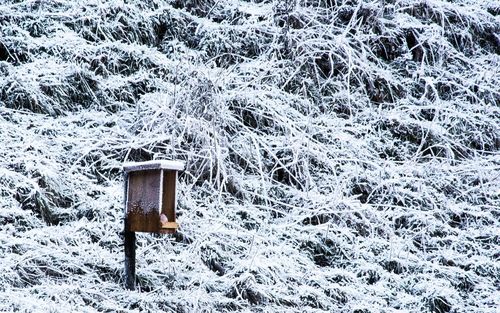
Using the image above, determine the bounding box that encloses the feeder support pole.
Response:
[123,172,136,290]
[124,228,136,290]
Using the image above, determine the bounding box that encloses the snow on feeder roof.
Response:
[123,160,185,172]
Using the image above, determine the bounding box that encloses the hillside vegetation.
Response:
[0,0,499,312]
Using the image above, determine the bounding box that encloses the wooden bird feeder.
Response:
[122,160,184,290]
[123,160,184,234]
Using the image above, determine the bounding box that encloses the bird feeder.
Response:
[123,160,184,233]
[122,160,184,290]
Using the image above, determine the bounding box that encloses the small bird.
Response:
[160,213,168,226]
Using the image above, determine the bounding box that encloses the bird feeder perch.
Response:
[122,160,184,290]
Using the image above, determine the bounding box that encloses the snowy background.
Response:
[0,0,499,312]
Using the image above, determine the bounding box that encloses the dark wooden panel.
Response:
[126,170,161,232]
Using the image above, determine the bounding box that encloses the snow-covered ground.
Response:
[0,0,499,312]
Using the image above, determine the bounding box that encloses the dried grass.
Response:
[0,0,499,312]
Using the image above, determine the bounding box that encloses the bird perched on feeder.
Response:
[159,213,177,233]
[160,213,168,227]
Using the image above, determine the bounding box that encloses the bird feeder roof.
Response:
[123,160,185,172]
